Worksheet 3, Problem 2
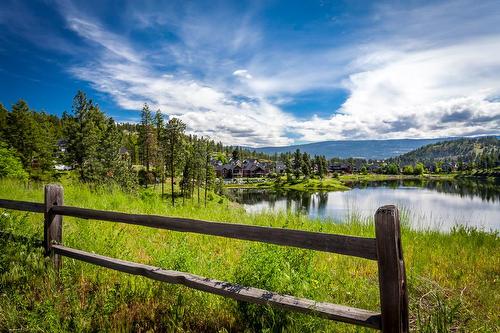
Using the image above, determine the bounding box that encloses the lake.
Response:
[227,179,500,231]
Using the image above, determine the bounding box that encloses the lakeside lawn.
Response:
[0,178,499,332]
[224,176,349,191]
[224,172,461,191]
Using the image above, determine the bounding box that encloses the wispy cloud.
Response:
[5,0,498,146]
[67,17,141,63]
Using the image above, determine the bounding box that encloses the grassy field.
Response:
[0,178,499,332]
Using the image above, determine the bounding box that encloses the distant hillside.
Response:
[249,138,461,159]
[390,136,499,165]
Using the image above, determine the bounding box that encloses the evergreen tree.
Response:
[165,117,186,206]
[0,104,8,141]
[64,91,136,189]
[284,157,293,181]
[4,100,56,174]
[204,139,214,207]
[292,149,302,178]
[301,152,311,177]
[232,149,240,161]
[154,110,166,194]
[138,103,156,172]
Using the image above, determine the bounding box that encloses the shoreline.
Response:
[224,173,466,191]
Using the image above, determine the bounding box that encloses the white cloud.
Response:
[233,69,252,80]
[68,47,294,146]
[53,0,500,146]
[67,17,141,63]
[290,36,500,141]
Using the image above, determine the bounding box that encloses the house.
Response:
[275,161,286,174]
[56,139,67,153]
[213,159,271,178]
[328,163,352,173]
[368,163,382,173]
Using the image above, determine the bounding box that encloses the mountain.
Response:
[389,136,499,165]
[249,137,464,159]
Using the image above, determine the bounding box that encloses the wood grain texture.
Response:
[44,185,63,270]
[52,244,382,329]
[51,205,378,260]
[0,199,45,213]
[375,205,409,333]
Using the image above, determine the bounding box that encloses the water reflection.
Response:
[227,179,500,231]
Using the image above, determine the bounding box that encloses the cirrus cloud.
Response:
[46,0,500,146]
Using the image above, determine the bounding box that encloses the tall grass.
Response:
[0,178,499,332]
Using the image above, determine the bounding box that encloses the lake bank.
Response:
[0,178,499,332]
[224,173,467,191]
[228,177,499,231]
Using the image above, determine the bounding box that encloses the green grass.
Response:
[226,177,349,191]
[0,178,499,332]
[338,173,458,182]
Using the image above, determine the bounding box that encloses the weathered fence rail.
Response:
[0,185,409,332]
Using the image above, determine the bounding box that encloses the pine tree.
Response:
[4,100,55,174]
[64,91,136,189]
[292,149,302,178]
[0,104,8,141]
[138,103,156,173]
[302,152,311,178]
[165,117,186,206]
[204,139,213,207]
[154,110,166,194]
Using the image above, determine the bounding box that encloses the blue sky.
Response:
[0,0,499,146]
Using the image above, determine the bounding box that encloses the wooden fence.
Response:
[0,184,409,332]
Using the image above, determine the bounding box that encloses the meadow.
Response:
[0,178,499,332]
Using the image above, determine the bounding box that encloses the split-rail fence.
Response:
[0,184,409,332]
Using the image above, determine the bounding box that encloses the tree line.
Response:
[0,91,223,206]
[280,149,329,180]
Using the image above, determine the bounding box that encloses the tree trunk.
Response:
[170,139,175,206]
[161,169,164,196]
[205,142,209,207]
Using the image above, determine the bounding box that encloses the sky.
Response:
[0,0,499,147]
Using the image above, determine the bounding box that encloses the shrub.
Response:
[403,165,414,175]
[0,142,28,181]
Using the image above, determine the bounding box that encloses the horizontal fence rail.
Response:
[51,205,378,260]
[0,184,409,332]
[52,244,382,329]
[0,198,45,213]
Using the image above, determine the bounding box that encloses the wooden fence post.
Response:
[375,205,409,333]
[44,184,63,270]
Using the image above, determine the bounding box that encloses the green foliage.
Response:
[292,149,302,178]
[0,179,498,332]
[393,136,499,166]
[214,152,228,164]
[165,117,187,205]
[234,244,314,331]
[138,103,156,172]
[63,91,137,190]
[2,100,57,173]
[0,142,28,180]
[0,103,8,140]
[386,162,400,175]
[360,165,368,175]
[414,162,425,175]
[402,165,414,175]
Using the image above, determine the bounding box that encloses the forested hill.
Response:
[250,138,460,159]
[390,136,499,165]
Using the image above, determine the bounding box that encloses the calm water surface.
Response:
[228,179,500,231]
